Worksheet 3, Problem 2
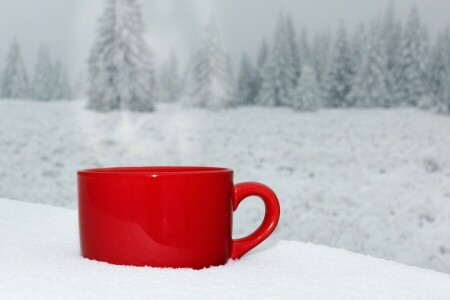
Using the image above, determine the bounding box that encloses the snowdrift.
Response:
[1,198,450,299]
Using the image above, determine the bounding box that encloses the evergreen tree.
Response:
[225,54,236,105]
[1,39,29,98]
[257,13,300,106]
[348,22,393,107]
[427,28,450,112]
[350,23,366,76]
[311,31,331,84]
[52,61,72,100]
[257,38,269,68]
[87,0,156,112]
[383,2,402,72]
[236,53,258,105]
[299,27,311,66]
[285,14,301,83]
[183,18,233,109]
[324,23,354,107]
[396,5,428,106]
[253,38,269,102]
[32,46,54,101]
[158,51,182,103]
[292,65,321,111]
[311,31,332,101]
[382,2,403,106]
[182,51,203,107]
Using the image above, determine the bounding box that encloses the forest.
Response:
[1,1,449,115]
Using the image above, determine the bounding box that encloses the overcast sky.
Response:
[0,0,448,81]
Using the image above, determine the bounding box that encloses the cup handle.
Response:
[230,182,280,259]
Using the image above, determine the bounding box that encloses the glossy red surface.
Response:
[78,166,280,269]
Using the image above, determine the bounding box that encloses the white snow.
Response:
[1,197,450,299]
[1,100,450,274]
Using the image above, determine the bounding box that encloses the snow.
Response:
[1,197,450,299]
[1,100,450,274]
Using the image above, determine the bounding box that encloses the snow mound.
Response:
[1,198,450,299]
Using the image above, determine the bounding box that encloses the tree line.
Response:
[180,4,450,112]
[85,0,450,114]
[0,40,73,100]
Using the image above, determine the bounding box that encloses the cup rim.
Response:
[77,166,233,176]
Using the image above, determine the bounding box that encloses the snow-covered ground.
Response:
[2,198,450,299]
[1,99,450,273]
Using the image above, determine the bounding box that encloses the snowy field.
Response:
[1,99,450,273]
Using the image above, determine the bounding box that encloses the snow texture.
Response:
[1,197,450,300]
[1,100,450,273]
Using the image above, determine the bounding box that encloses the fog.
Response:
[0,0,448,80]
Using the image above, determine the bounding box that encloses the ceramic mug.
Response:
[78,166,280,269]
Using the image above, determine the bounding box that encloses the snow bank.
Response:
[1,198,450,299]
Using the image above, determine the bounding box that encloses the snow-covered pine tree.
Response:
[1,39,29,98]
[183,18,233,109]
[52,61,72,100]
[87,0,156,112]
[324,23,354,107]
[299,27,311,66]
[350,23,366,77]
[395,5,428,106]
[225,54,236,106]
[253,38,269,103]
[311,31,332,98]
[0,66,3,95]
[382,2,403,106]
[182,51,202,107]
[158,52,182,103]
[427,28,450,112]
[87,0,118,111]
[348,21,393,107]
[31,45,54,100]
[257,13,300,106]
[285,14,301,83]
[257,38,269,68]
[292,65,321,111]
[236,53,258,105]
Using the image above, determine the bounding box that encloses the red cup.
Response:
[77,166,280,269]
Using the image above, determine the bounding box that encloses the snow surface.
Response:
[1,100,450,273]
[1,197,450,299]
